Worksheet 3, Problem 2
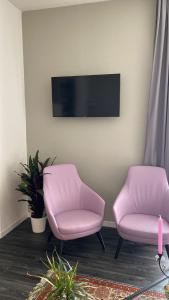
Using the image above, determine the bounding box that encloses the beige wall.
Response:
[23,0,156,221]
[0,0,27,237]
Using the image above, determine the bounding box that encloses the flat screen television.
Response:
[51,74,120,117]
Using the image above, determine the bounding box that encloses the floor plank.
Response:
[0,219,165,299]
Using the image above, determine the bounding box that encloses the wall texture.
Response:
[0,0,27,237]
[23,0,156,221]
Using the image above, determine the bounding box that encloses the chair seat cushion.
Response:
[56,209,102,235]
[118,214,169,244]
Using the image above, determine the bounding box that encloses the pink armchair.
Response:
[113,166,169,259]
[43,164,105,253]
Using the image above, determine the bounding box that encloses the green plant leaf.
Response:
[17,199,28,202]
[51,156,57,166]
[30,251,95,300]
[20,163,30,174]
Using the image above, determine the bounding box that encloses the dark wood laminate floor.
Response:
[0,219,166,300]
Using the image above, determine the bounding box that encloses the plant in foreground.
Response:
[28,250,95,300]
[164,284,169,298]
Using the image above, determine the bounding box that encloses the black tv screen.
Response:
[51,74,120,117]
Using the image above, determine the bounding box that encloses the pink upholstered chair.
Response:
[43,164,105,253]
[113,166,169,259]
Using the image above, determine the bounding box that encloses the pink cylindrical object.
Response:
[158,215,163,255]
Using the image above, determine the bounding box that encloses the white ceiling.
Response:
[9,0,110,11]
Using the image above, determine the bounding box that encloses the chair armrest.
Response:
[45,207,59,233]
[80,183,105,217]
[113,185,131,225]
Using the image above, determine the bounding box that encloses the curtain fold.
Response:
[144,0,169,177]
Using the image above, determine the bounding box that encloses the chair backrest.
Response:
[43,164,82,216]
[126,166,169,216]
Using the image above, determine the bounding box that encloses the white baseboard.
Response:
[0,214,28,239]
[103,220,116,228]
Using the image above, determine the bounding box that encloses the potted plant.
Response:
[16,150,55,233]
[28,251,95,300]
[164,284,169,299]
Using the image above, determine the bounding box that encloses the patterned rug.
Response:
[28,275,166,300]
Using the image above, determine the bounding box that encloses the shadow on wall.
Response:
[0,162,27,235]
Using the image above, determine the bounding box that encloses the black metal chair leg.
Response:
[48,231,54,244]
[96,231,105,251]
[114,236,123,259]
[59,240,64,255]
[165,244,169,259]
